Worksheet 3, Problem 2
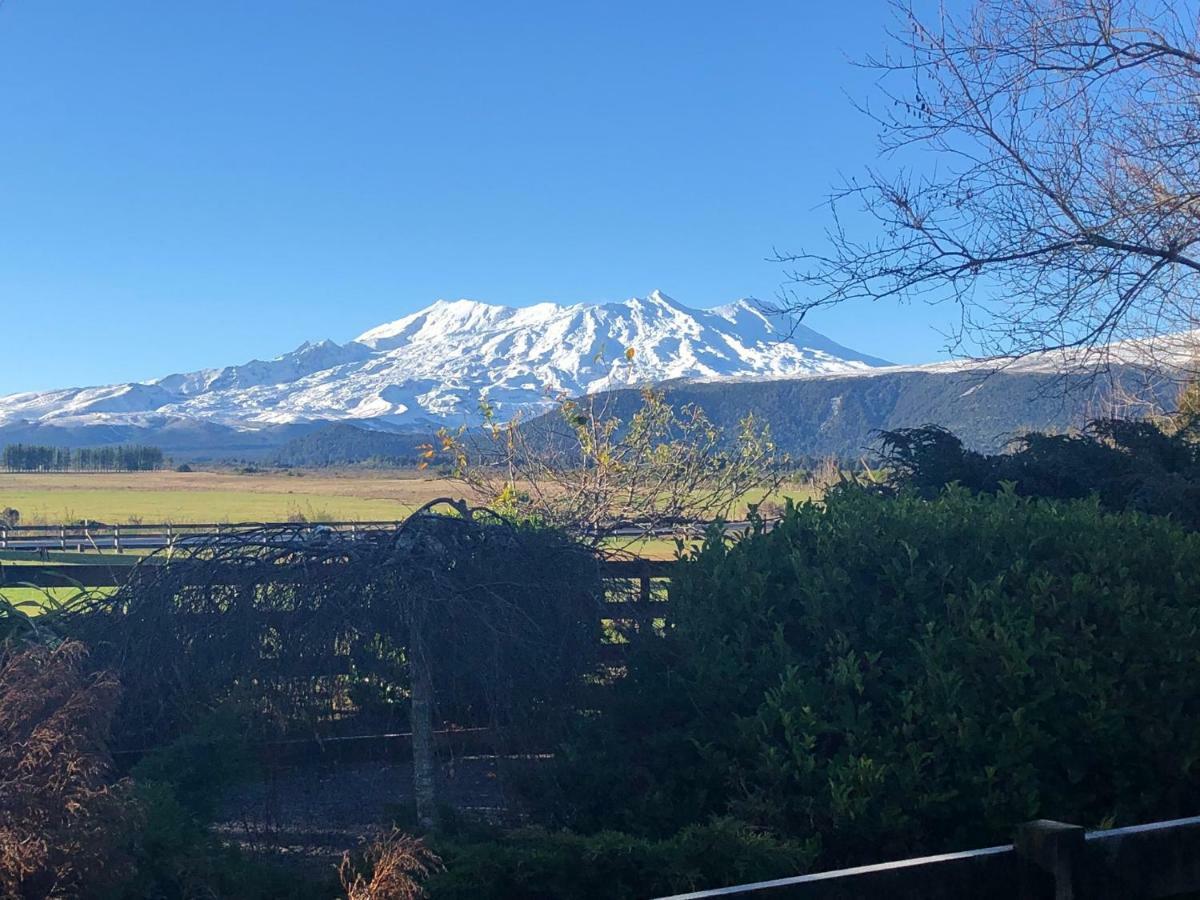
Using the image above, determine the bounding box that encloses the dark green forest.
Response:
[1,443,165,473]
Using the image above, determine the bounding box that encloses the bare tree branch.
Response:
[773,0,1200,376]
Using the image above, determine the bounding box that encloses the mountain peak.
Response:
[0,292,889,430]
[646,288,678,305]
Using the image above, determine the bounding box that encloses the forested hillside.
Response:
[544,367,1175,459]
[269,422,433,468]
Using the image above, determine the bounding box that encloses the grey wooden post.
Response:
[408,614,438,831]
[637,571,653,634]
[114,525,122,554]
[1015,819,1085,900]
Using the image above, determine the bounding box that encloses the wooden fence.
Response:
[0,518,754,552]
[0,553,674,611]
[0,551,675,665]
[1,551,675,759]
[656,816,1200,900]
[0,519,405,552]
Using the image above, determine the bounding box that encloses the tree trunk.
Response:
[408,615,438,831]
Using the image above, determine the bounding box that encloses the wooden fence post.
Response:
[408,615,438,832]
[1015,819,1085,900]
[637,570,653,635]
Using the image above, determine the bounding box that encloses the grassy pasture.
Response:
[0,469,462,524]
[0,469,822,528]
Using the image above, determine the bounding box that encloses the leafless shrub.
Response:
[810,456,843,492]
[438,388,785,551]
[0,641,137,899]
[339,829,442,900]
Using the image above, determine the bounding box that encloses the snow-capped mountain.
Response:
[0,291,890,431]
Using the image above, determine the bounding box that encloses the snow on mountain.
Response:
[0,291,891,430]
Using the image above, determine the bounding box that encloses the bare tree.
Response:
[435,388,785,551]
[775,0,1200,373]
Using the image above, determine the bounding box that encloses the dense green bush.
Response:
[426,819,816,900]
[554,487,1200,866]
[877,419,1200,527]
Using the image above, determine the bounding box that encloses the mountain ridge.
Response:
[0,291,890,431]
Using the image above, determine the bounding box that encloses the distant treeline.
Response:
[1,443,165,473]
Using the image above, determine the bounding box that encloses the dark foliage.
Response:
[65,504,603,755]
[426,819,816,900]
[877,419,1200,528]
[269,422,435,468]
[113,780,334,900]
[1,443,164,472]
[551,489,1200,867]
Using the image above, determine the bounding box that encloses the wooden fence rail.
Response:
[0,518,754,553]
[0,556,675,589]
[0,556,676,637]
[0,520,404,553]
[1,552,675,760]
[655,816,1200,900]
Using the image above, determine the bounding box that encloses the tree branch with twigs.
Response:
[772,0,1200,377]
[432,387,786,552]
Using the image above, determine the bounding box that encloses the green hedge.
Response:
[427,820,816,900]
[554,487,1200,867]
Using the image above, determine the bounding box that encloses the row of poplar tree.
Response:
[1,443,165,472]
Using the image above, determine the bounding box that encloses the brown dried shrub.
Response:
[0,640,138,899]
[339,829,442,900]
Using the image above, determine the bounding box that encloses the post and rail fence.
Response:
[0,517,761,554]
[0,550,674,607]
[0,519,404,553]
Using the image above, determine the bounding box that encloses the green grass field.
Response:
[2,489,414,524]
[0,470,821,528]
[0,470,460,524]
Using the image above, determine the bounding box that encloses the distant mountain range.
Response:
[0,291,1187,461]
[0,291,887,433]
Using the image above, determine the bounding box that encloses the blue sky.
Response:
[0,1,964,394]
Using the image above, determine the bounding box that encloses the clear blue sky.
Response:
[0,1,963,394]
